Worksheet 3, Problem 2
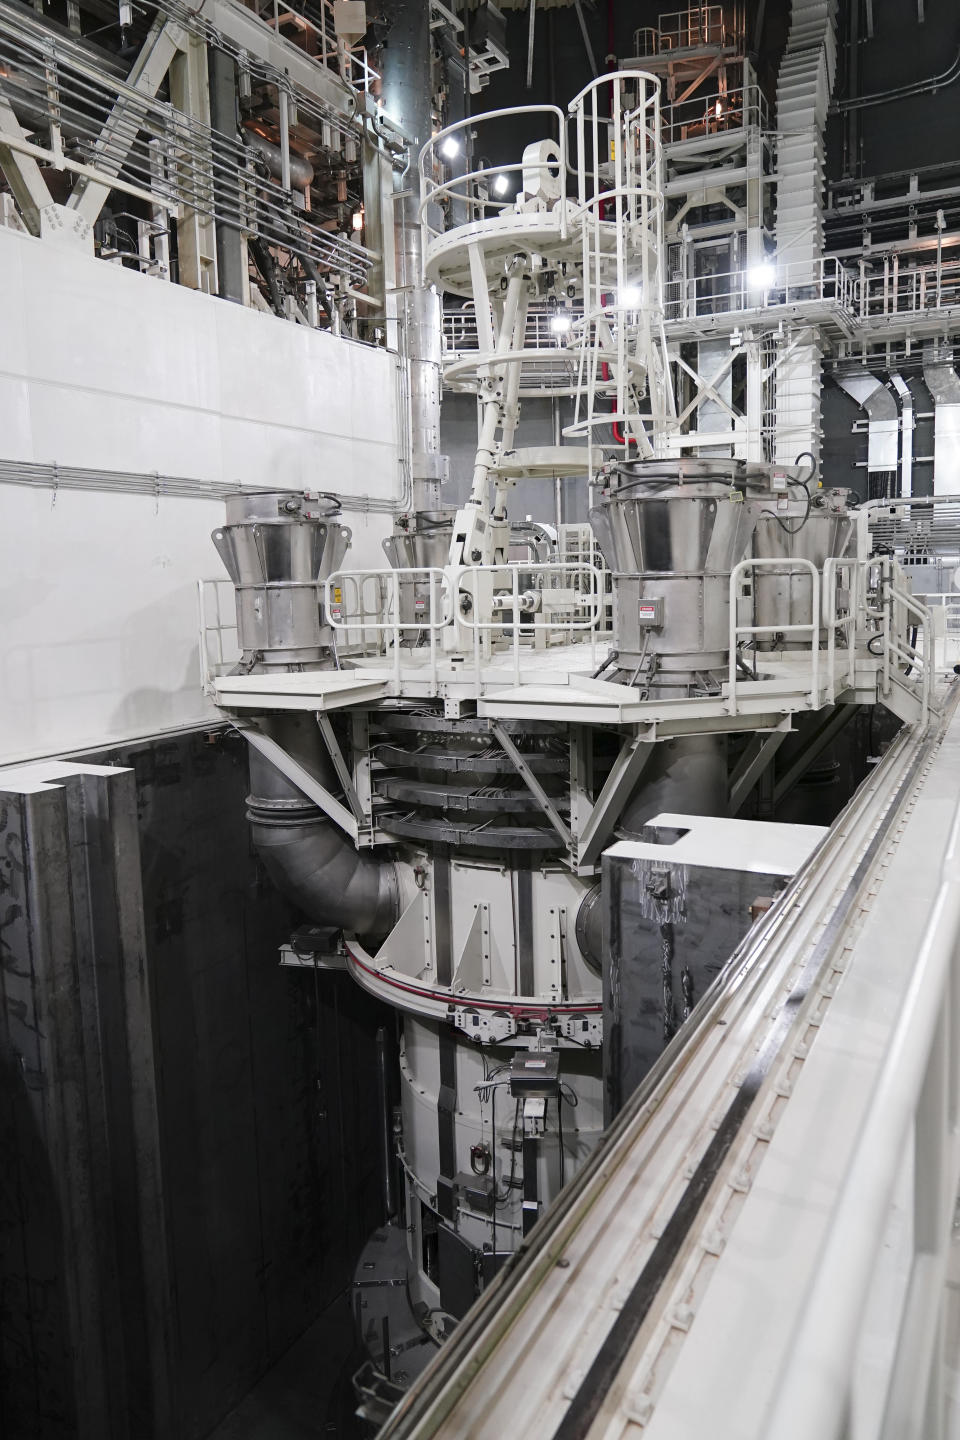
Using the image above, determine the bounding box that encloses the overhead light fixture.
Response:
[352,209,364,232]
[493,174,510,197]
[619,284,641,307]
[440,136,460,159]
[715,99,723,118]
[551,312,572,334]
[748,260,776,289]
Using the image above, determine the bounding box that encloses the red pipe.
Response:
[601,358,631,446]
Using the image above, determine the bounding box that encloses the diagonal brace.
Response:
[67,15,185,227]
[492,722,571,849]
[316,713,366,824]
[237,722,358,841]
[577,731,653,867]
[726,728,788,816]
[0,88,55,234]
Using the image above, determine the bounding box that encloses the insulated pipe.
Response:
[242,127,315,189]
[619,735,728,834]
[245,732,400,944]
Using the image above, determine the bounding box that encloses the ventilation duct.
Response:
[922,346,960,493]
[889,374,913,497]
[835,370,899,484]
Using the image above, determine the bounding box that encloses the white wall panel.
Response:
[0,226,399,761]
[0,226,400,494]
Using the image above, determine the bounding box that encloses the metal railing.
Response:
[913,593,960,672]
[880,562,933,728]
[443,305,584,354]
[255,0,379,92]
[633,6,731,56]
[665,255,856,322]
[324,567,451,687]
[855,250,960,319]
[457,562,604,690]
[319,562,604,694]
[0,2,371,283]
[823,554,860,701]
[419,104,569,256]
[197,579,240,693]
[728,558,822,715]
[661,83,769,146]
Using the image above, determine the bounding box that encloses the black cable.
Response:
[558,1095,565,1188]
[904,624,919,677]
[491,1084,496,1263]
[248,235,285,316]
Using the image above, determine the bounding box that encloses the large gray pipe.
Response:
[576,736,728,969]
[619,735,728,834]
[242,127,316,189]
[380,0,444,510]
[246,729,400,944]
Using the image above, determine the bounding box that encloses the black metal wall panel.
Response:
[0,770,174,1440]
[1,727,389,1440]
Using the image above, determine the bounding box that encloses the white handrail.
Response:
[457,562,603,689]
[325,567,451,689]
[727,558,821,715]
[418,104,569,254]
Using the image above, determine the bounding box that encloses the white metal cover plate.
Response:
[213,671,389,711]
[605,811,829,876]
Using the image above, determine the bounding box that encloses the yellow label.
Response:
[333,586,342,603]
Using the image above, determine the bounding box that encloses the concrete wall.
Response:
[0,225,397,762]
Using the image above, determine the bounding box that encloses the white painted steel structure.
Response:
[375,681,960,1440]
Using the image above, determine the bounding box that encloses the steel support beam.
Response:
[238,723,358,841]
[491,722,571,849]
[577,732,653,868]
[168,30,218,293]
[316,713,366,824]
[0,88,55,234]
[67,15,186,228]
[572,1,597,76]
[727,729,789,816]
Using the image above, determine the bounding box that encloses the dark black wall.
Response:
[1,726,389,1440]
[94,727,390,1439]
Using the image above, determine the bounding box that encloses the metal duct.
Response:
[890,374,914,497]
[246,738,400,944]
[922,346,960,493]
[379,0,444,509]
[835,370,898,475]
[242,127,315,190]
